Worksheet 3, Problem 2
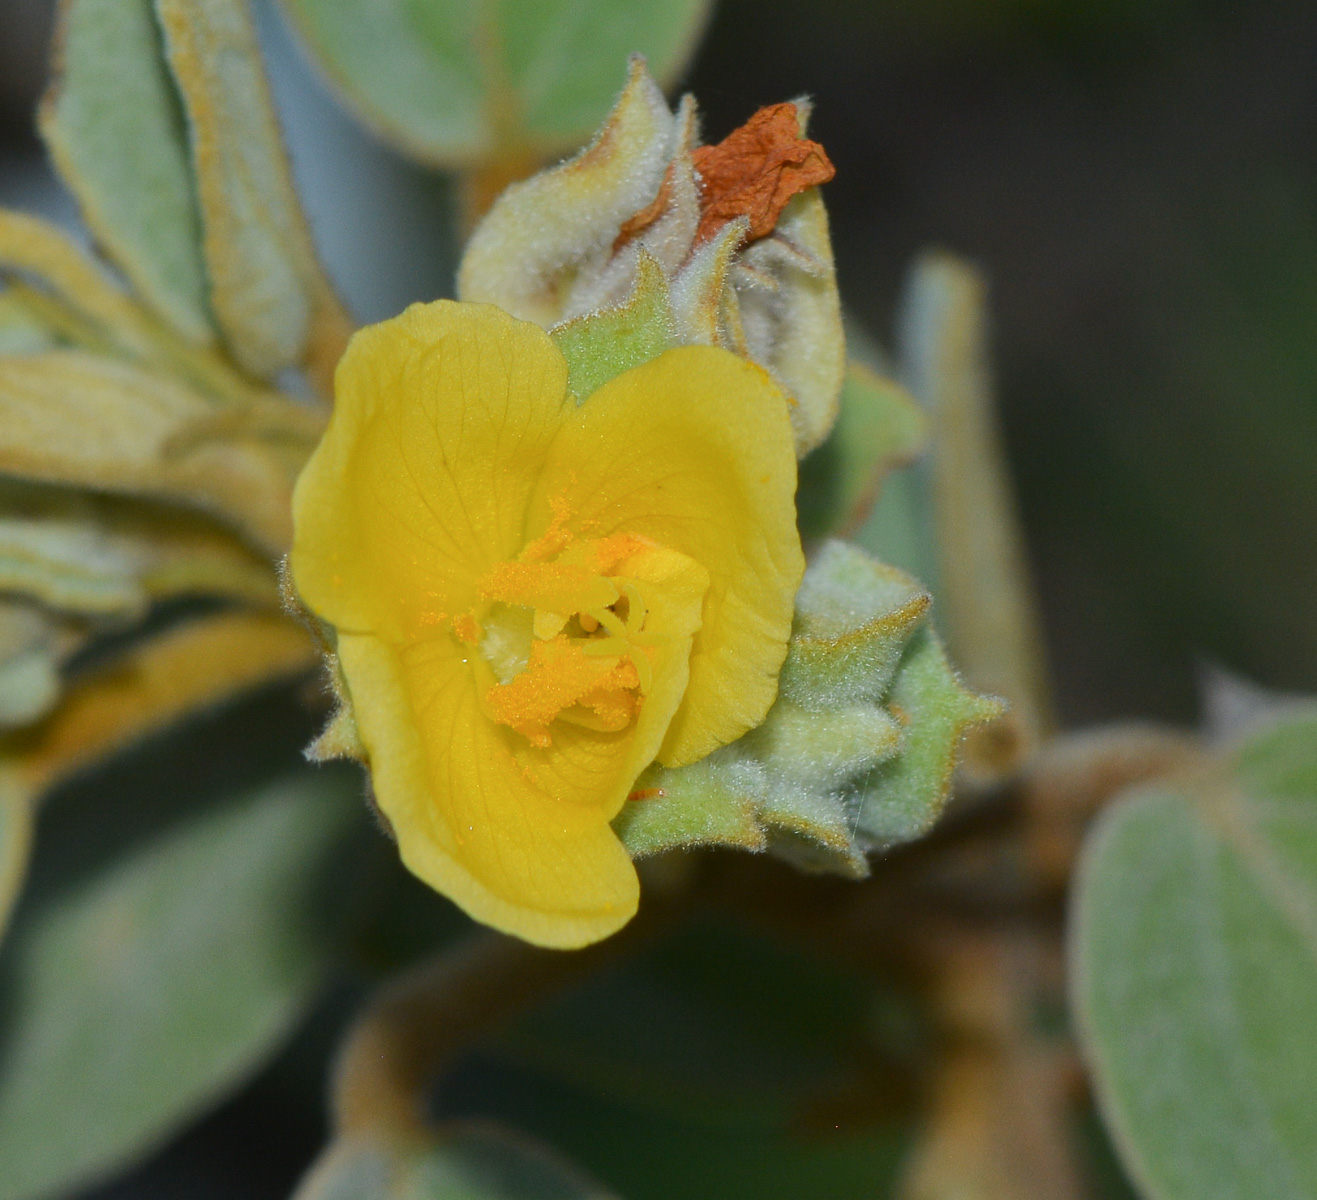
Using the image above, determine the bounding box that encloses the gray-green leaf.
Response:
[0,484,281,620]
[277,0,711,165]
[39,0,213,345]
[0,766,363,1200]
[0,293,61,356]
[155,0,349,380]
[1072,709,1317,1200]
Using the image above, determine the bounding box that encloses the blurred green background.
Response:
[0,0,1313,1194]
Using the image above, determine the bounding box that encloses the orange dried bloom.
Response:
[691,102,836,245]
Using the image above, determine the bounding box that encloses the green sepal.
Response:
[850,625,1004,847]
[617,755,769,857]
[306,652,367,764]
[613,540,1001,876]
[745,699,901,790]
[778,540,930,712]
[550,252,676,403]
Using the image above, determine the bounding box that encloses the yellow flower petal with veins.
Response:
[291,301,802,948]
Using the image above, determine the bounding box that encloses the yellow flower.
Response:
[290,301,804,948]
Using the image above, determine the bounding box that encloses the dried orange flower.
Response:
[691,102,836,244]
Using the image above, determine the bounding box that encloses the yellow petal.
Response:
[338,631,639,949]
[528,345,804,766]
[338,540,706,948]
[291,302,571,642]
[293,304,806,944]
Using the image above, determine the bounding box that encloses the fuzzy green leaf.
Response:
[551,252,676,403]
[0,518,148,618]
[0,212,158,363]
[295,1127,618,1200]
[155,0,308,376]
[1072,709,1317,1200]
[614,541,998,874]
[797,360,927,543]
[0,766,361,1200]
[0,649,60,735]
[39,0,213,345]
[155,0,350,381]
[277,0,711,165]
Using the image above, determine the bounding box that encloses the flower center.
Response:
[469,534,661,748]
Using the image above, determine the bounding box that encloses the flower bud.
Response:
[458,58,845,456]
